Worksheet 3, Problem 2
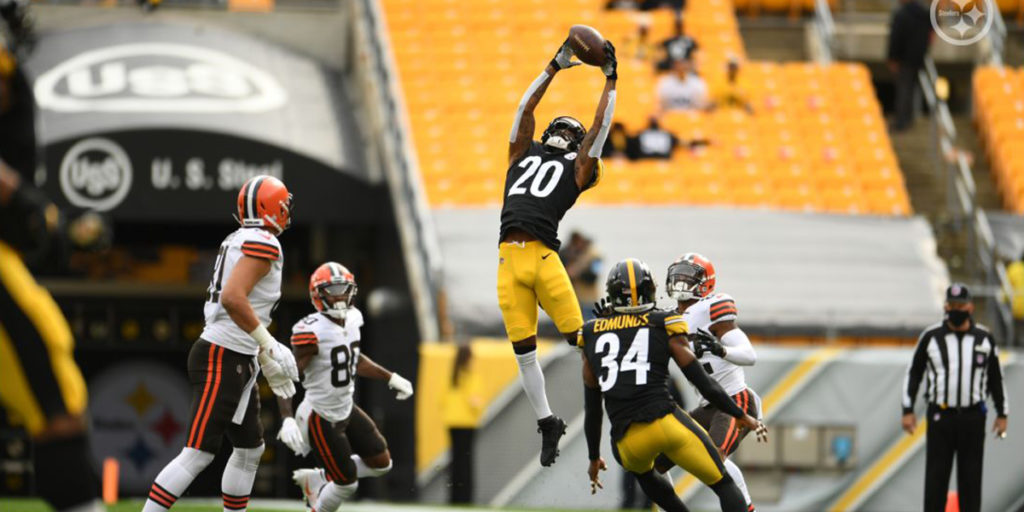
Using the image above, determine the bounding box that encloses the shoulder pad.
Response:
[347,307,364,329]
[239,228,281,261]
[708,294,738,323]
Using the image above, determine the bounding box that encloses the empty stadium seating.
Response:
[975,66,1024,213]
[382,0,911,215]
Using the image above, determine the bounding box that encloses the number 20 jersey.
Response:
[499,142,598,251]
[200,227,283,356]
[580,309,689,440]
[290,308,364,422]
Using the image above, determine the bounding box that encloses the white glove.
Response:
[388,373,414,400]
[264,341,299,381]
[277,417,305,455]
[259,353,296,398]
[551,40,581,71]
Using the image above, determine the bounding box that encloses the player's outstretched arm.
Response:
[357,354,414,400]
[509,41,578,163]
[575,41,617,190]
[581,353,606,494]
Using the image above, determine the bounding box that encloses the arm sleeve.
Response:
[681,361,745,418]
[509,70,550,143]
[720,328,756,366]
[988,344,1008,417]
[902,330,930,414]
[583,384,603,461]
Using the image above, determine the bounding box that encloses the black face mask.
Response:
[946,309,971,326]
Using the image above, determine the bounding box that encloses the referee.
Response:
[902,283,1009,512]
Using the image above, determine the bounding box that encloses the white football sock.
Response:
[221,445,264,512]
[724,458,752,507]
[143,448,215,512]
[515,349,553,419]
[315,481,358,512]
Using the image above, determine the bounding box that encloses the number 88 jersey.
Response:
[580,309,688,440]
[498,142,602,251]
[290,308,364,423]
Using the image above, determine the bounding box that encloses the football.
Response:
[568,25,606,67]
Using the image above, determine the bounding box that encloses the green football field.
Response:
[0,499,578,512]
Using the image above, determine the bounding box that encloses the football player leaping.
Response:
[498,37,617,466]
[277,262,414,512]
[143,176,299,512]
[580,259,766,512]
[661,253,761,512]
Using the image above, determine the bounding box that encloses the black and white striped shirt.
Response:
[903,321,1008,417]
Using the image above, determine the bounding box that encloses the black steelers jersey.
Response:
[580,309,689,440]
[499,142,597,251]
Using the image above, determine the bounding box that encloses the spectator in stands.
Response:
[443,344,484,504]
[632,117,679,160]
[655,17,698,72]
[602,122,632,160]
[709,55,754,114]
[656,57,710,113]
[559,232,602,321]
[887,0,932,132]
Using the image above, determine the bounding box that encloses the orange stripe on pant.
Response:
[311,413,348,484]
[724,391,749,454]
[194,346,225,449]
[720,393,744,454]
[187,344,218,447]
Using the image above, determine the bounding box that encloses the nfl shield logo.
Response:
[977,354,985,365]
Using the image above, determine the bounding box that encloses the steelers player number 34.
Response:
[596,329,651,392]
[508,157,565,198]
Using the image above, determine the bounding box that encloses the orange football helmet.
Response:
[309,262,357,320]
[236,175,292,235]
[665,252,716,301]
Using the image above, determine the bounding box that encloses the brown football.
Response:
[568,25,606,67]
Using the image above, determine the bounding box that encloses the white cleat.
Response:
[292,468,328,511]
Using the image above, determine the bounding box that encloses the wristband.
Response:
[249,324,276,350]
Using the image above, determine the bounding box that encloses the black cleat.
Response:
[537,415,567,467]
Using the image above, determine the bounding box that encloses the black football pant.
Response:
[924,405,985,512]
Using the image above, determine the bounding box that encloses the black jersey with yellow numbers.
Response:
[499,142,597,251]
[580,309,689,440]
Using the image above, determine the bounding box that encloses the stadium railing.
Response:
[918,58,1015,344]
[349,0,442,341]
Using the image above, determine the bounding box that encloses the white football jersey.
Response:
[681,292,747,401]
[200,227,283,355]
[291,308,365,423]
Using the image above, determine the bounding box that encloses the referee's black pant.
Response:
[925,404,985,512]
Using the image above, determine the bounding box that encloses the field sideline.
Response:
[0,499,583,512]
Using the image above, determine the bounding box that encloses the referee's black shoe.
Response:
[537,415,567,466]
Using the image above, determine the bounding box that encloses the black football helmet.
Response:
[541,116,586,152]
[605,258,657,314]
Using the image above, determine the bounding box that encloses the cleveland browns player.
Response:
[660,253,761,511]
[579,259,766,512]
[498,37,617,467]
[275,262,414,512]
[143,175,299,512]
